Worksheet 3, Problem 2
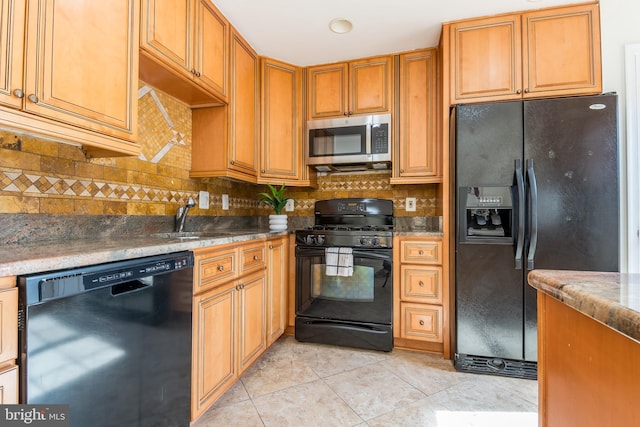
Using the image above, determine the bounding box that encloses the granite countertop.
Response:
[0,230,288,277]
[528,270,640,343]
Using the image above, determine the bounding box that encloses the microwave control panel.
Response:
[371,123,389,154]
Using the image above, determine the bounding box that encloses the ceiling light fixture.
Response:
[329,18,353,34]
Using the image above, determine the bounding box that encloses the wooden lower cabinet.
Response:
[0,278,18,404]
[267,237,287,345]
[537,292,640,427]
[191,238,287,421]
[393,236,447,354]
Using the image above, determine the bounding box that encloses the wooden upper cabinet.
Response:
[140,0,228,106]
[0,0,139,157]
[23,0,138,139]
[392,48,440,184]
[307,55,393,119]
[0,0,25,110]
[228,27,259,179]
[190,26,259,183]
[449,15,522,103]
[259,57,305,185]
[523,3,601,98]
[448,2,601,104]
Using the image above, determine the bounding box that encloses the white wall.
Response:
[600,0,640,271]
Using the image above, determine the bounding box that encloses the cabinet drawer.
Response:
[195,248,238,292]
[400,266,442,304]
[0,288,17,364]
[400,240,442,264]
[240,241,266,274]
[400,303,443,343]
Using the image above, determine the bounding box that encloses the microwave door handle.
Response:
[365,124,372,156]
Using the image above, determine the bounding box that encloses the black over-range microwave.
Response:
[306,113,391,172]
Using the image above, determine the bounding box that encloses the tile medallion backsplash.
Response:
[0,81,439,221]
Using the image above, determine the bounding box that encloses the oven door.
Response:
[295,245,393,351]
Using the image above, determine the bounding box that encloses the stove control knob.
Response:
[372,237,380,246]
[359,237,370,246]
[316,235,325,245]
[305,235,315,245]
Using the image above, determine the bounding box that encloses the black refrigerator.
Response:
[454,94,619,379]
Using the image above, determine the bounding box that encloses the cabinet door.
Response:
[192,283,237,420]
[140,0,192,77]
[193,0,228,100]
[23,0,137,140]
[267,238,287,345]
[523,3,601,98]
[0,0,25,109]
[449,15,522,103]
[260,58,302,182]
[0,365,18,404]
[349,56,393,116]
[394,49,439,182]
[0,287,17,364]
[237,272,266,373]
[307,62,348,119]
[228,27,259,178]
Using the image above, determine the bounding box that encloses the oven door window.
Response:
[296,247,392,324]
[308,126,366,157]
[311,265,374,301]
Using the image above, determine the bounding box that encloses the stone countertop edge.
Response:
[0,230,289,277]
[393,231,443,237]
[528,269,640,344]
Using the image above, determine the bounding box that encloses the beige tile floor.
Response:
[192,335,538,427]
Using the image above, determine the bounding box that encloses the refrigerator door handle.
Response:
[526,159,539,269]
[515,159,525,269]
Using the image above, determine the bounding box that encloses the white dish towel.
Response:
[325,247,354,277]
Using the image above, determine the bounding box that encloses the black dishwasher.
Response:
[18,251,194,427]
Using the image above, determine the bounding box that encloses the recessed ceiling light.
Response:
[329,18,353,34]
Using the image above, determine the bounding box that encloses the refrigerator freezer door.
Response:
[524,95,619,272]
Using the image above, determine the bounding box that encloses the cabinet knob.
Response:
[269,245,273,249]
[230,160,235,165]
[348,111,353,116]
[419,281,424,287]
[217,265,224,271]
[191,69,197,75]
[418,250,424,255]
[419,320,425,326]
[343,112,348,116]
[516,89,521,94]
[27,94,39,103]
[400,169,405,173]
[12,89,24,98]
[261,170,265,173]
[524,88,529,94]
[196,71,201,77]
[253,255,259,260]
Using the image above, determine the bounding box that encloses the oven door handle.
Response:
[296,247,392,261]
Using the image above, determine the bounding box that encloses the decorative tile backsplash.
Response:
[0,81,439,219]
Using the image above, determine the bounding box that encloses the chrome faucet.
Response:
[175,197,196,232]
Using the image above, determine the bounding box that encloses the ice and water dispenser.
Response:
[458,186,514,243]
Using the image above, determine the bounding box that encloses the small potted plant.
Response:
[258,184,290,231]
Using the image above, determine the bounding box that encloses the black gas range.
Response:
[294,198,394,352]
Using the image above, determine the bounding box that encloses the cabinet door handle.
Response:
[419,320,425,326]
[27,94,38,103]
[12,89,24,98]
[418,281,424,287]
[217,265,224,271]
